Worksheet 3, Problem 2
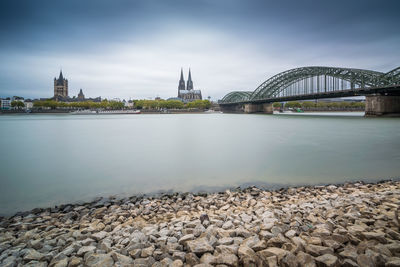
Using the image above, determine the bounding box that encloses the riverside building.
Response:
[177,69,202,102]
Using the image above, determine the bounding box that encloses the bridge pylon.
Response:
[244,103,273,114]
[365,95,400,117]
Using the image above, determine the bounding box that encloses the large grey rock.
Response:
[172,251,186,261]
[24,249,45,261]
[50,257,68,267]
[91,231,108,241]
[187,238,214,255]
[68,256,82,267]
[240,213,252,223]
[85,253,114,267]
[281,252,297,267]
[356,254,374,267]
[296,251,316,267]
[1,256,18,267]
[238,245,257,259]
[315,254,338,267]
[24,261,48,267]
[141,246,155,257]
[222,221,233,230]
[171,259,183,267]
[76,245,96,256]
[111,252,134,265]
[215,245,239,255]
[305,244,334,257]
[134,257,156,266]
[257,247,289,263]
[339,248,358,262]
[215,253,238,266]
[178,234,195,245]
[185,252,200,266]
[386,258,400,267]
[200,253,216,265]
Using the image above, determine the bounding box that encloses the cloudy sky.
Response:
[0,0,399,100]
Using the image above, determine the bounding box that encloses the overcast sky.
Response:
[0,0,399,100]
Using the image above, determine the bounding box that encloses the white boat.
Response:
[97,110,141,114]
[70,110,97,114]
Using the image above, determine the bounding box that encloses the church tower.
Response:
[187,68,193,91]
[178,68,185,91]
[54,70,68,98]
[78,89,85,100]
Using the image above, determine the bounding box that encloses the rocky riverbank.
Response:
[1,181,400,267]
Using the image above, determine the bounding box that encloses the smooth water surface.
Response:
[1,113,400,215]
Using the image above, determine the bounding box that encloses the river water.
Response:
[0,112,399,215]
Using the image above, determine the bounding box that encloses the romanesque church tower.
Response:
[54,70,68,98]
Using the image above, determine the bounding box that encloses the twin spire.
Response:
[178,68,193,91]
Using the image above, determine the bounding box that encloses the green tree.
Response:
[272,102,281,108]
[285,101,301,108]
[186,100,211,109]
[11,101,25,109]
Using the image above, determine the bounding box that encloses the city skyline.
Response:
[0,0,399,100]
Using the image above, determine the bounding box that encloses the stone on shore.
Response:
[1,181,400,267]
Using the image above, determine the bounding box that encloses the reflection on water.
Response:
[274,111,365,116]
[0,113,399,215]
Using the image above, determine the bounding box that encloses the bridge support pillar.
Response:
[244,103,273,114]
[365,95,400,117]
[220,104,244,113]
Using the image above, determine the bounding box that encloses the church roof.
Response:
[56,70,66,86]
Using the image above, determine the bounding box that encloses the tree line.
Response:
[32,99,211,110]
[273,101,365,109]
[133,99,211,110]
[33,100,125,110]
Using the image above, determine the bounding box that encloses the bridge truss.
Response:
[220,66,400,104]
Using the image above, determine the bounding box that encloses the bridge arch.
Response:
[220,91,252,104]
[250,66,387,101]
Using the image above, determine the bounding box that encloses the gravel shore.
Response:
[1,180,400,267]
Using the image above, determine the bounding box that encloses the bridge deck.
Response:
[220,84,400,105]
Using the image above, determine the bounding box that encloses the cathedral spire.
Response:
[187,68,193,90]
[178,68,185,91]
[180,68,184,81]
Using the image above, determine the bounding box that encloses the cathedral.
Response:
[54,70,68,98]
[177,69,202,102]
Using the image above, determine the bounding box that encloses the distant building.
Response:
[24,100,33,109]
[0,98,11,110]
[177,69,202,102]
[12,96,24,102]
[77,89,85,100]
[124,100,134,108]
[54,70,68,99]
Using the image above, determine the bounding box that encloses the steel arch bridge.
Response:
[220,66,400,104]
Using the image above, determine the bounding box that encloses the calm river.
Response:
[1,112,400,215]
